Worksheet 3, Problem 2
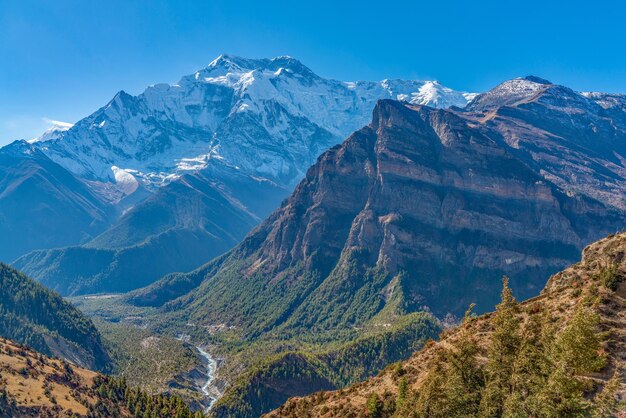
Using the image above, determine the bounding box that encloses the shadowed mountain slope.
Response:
[0,141,112,262]
[14,165,287,295]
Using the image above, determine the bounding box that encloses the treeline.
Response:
[89,375,204,418]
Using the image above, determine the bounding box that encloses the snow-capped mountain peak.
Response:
[194,54,317,84]
[20,55,477,200]
[467,74,626,118]
[29,120,74,143]
[466,76,552,111]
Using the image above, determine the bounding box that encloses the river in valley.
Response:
[196,346,218,411]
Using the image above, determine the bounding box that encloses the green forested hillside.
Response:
[0,263,110,371]
[210,312,440,418]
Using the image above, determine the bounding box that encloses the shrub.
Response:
[598,264,621,291]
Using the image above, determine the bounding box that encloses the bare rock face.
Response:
[136,78,626,330]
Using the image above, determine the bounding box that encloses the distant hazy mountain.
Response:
[0,263,110,371]
[15,164,287,295]
[0,140,112,262]
[130,76,626,335]
[10,55,475,293]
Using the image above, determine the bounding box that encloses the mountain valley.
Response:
[2,56,626,418]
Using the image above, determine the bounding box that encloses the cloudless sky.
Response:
[1,0,626,145]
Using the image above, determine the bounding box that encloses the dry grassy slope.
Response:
[0,337,99,417]
[266,232,626,417]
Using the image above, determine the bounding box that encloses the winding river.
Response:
[196,346,218,411]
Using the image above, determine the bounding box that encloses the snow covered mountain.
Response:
[32,54,476,199]
[28,120,73,143]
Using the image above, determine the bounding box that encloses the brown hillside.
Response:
[0,337,202,418]
[0,337,98,417]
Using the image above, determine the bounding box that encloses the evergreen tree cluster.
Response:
[392,278,621,418]
[212,313,439,418]
[89,375,204,418]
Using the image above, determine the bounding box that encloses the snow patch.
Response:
[111,166,139,195]
[29,120,73,143]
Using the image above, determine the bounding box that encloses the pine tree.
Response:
[411,305,483,418]
[396,377,408,409]
[414,351,450,417]
[479,277,521,418]
[503,307,552,417]
[553,306,606,375]
[536,306,606,417]
[367,393,382,418]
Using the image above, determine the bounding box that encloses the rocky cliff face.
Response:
[134,78,625,332]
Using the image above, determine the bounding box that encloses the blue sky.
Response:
[1,0,626,145]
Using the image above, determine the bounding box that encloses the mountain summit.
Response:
[30,54,476,197]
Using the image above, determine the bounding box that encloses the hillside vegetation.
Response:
[268,232,626,417]
[0,337,202,417]
[0,263,110,371]
[211,312,440,418]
